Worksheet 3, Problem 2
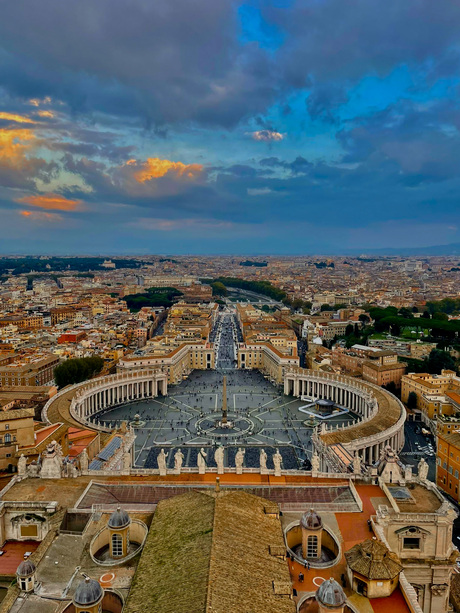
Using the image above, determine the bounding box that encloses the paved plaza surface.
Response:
[93,313,359,470]
[93,368,359,469]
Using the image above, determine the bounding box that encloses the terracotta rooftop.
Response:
[123,490,295,613]
[345,539,403,580]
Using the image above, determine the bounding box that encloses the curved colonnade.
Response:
[284,367,406,468]
[43,369,168,433]
[43,366,405,471]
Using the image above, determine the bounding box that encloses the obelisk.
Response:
[222,375,228,425]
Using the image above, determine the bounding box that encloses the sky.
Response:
[0,0,459,255]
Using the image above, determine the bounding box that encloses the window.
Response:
[456,470,459,479]
[112,533,123,557]
[307,535,318,558]
[20,579,27,591]
[4,425,9,430]
[4,433,11,444]
[403,537,420,550]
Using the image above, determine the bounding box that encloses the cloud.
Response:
[132,217,234,232]
[247,187,272,196]
[127,158,204,183]
[16,193,82,211]
[0,0,279,128]
[247,130,285,142]
[0,128,57,188]
[0,112,34,124]
[19,210,63,222]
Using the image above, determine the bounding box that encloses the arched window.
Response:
[4,433,11,444]
[307,535,318,558]
[112,533,123,557]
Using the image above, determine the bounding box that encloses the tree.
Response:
[432,312,448,321]
[359,314,370,325]
[399,307,413,319]
[383,381,398,396]
[345,324,354,337]
[425,349,457,374]
[210,281,228,297]
[54,356,104,388]
[407,391,417,409]
[291,298,304,310]
[320,303,331,311]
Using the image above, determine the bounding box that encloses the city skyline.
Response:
[0,0,459,253]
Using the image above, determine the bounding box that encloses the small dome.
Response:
[108,506,130,529]
[73,577,103,606]
[301,508,322,530]
[316,578,346,608]
[17,560,36,577]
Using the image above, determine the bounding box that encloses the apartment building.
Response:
[0,353,60,387]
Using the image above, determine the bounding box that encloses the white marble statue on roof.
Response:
[273,448,283,477]
[80,448,89,472]
[260,448,268,474]
[311,452,320,473]
[214,446,224,475]
[418,457,429,481]
[157,449,168,476]
[197,447,207,474]
[174,449,184,475]
[17,454,27,478]
[235,448,245,474]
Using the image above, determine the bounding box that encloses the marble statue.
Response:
[418,457,429,481]
[174,449,184,475]
[198,448,207,474]
[157,448,168,476]
[214,446,225,475]
[123,450,131,472]
[67,462,78,478]
[80,448,89,472]
[353,453,361,475]
[404,465,413,482]
[311,452,320,473]
[259,448,268,474]
[17,454,27,478]
[273,448,282,477]
[235,448,245,475]
[27,461,39,478]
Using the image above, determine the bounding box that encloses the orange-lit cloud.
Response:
[0,112,35,124]
[0,129,35,162]
[129,157,204,183]
[29,97,52,107]
[19,210,63,222]
[16,193,82,211]
[36,110,54,119]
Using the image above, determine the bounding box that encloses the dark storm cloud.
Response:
[268,0,460,83]
[259,156,313,175]
[337,99,460,183]
[0,0,279,128]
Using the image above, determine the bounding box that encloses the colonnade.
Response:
[284,368,406,468]
[67,370,168,430]
[285,375,374,420]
